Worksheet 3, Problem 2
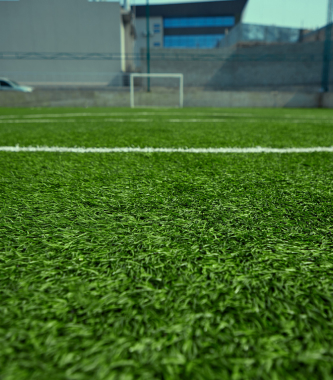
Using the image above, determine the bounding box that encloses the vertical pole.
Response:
[322,0,333,92]
[130,74,134,108]
[179,74,184,108]
[146,0,150,92]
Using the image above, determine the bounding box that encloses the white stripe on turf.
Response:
[0,118,233,124]
[1,146,333,153]
[0,119,152,123]
[1,118,333,124]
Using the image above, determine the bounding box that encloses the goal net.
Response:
[130,73,183,108]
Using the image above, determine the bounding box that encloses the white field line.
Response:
[0,118,232,124]
[0,119,76,124]
[167,119,255,123]
[1,117,333,124]
[0,118,152,124]
[1,146,333,153]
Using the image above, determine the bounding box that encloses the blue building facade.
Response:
[134,0,248,49]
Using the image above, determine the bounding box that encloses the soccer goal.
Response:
[130,73,184,108]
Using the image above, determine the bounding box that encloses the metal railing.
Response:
[0,51,331,62]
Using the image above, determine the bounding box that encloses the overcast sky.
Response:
[132,0,328,30]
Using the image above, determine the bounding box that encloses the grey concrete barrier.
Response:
[0,88,329,108]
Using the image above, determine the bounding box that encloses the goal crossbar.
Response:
[130,73,184,108]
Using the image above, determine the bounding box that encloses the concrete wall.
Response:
[135,17,164,59]
[139,42,331,91]
[302,25,333,43]
[1,88,333,108]
[0,0,123,84]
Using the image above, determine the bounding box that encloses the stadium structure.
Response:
[1,0,333,107]
[134,0,248,51]
[0,0,248,86]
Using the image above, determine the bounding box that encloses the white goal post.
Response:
[130,73,184,108]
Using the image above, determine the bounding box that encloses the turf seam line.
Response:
[1,146,333,153]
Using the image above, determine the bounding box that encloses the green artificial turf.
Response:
[1,108,333,380]
[0,107,333,148]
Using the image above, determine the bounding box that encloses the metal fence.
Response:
[1,41,333,92]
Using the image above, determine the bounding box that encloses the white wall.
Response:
[0,0,124,84]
